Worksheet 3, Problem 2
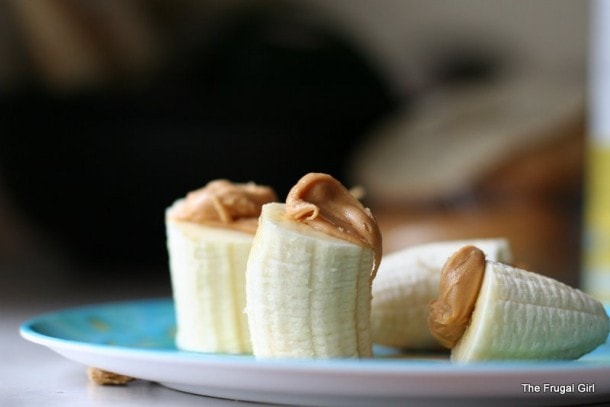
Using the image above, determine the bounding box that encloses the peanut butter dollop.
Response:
[428,246,486,348]
[169,180,276,234]
[285,172,382,276]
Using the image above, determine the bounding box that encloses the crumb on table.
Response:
[87,367,135,385]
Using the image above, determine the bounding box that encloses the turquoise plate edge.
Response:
[19,298,610,370]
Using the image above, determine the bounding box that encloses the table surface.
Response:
[1,262,267,407]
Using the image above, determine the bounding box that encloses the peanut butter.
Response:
[168,180,276,234]
[428,246,486,348]
[285,172,382,275]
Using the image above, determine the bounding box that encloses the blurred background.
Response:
[0,0,589,288]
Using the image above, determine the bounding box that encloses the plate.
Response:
[20,298,610,406]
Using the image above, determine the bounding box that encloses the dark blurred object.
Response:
[0,4,396,272]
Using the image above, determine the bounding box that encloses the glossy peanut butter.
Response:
[169,180,276,234]
[428,246,486,348]
[285,172,382,275]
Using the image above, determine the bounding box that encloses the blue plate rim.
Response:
[19,297,610,374]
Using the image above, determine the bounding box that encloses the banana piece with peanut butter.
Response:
[246,173,382,358]
[371,238,512,350]
[166,180,276,354]
[428,246,610,361]
[371,239,512,350]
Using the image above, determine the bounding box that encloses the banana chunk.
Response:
[430,246,610,361]
[246,173,382,358]
[167,220,254,353]
[371,238,512,350]
[166,180,276,354]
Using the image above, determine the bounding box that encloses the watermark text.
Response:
[521,383,596,395]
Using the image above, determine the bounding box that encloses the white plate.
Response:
[20,298,610,406]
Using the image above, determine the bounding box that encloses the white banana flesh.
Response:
[166,215,253,354]
[371,238,512,349]
[452,261,610,361]
[246,203,375,358]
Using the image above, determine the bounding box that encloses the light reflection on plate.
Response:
[20,298,610,406]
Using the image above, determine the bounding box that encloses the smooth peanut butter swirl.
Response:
[169,180,276,234]
[428,246,486,348]
[285,172,382,276]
